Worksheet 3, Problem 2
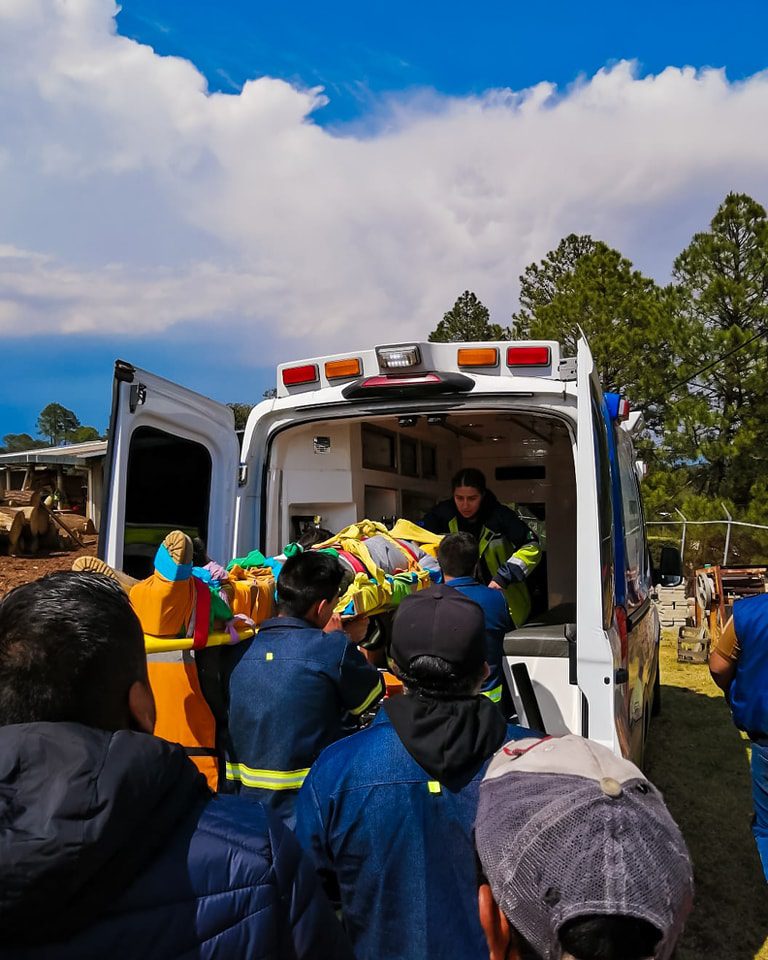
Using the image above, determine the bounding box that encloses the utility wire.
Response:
[646,326,766,407]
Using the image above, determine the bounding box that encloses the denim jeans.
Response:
[752,739,768,882]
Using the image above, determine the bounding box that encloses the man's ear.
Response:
[128,679,156,735]
[478,883,514,960]
[315,597,335,627]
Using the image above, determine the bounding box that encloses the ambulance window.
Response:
[591,395,614,629]
[617,436,649,608]
[123,426,212,578]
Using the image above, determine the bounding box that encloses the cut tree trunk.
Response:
[0,510,24,554]
[54,512,95,536]
[0,505,48,537]
[1,490,41,508]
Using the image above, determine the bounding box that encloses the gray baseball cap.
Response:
[475,735,694,960]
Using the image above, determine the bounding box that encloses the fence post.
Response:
[675,508,688,568]
[722,503,733,566]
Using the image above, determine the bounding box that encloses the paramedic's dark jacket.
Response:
[296,709,535,960]
[224,616,384,825]
[0,722,353,959]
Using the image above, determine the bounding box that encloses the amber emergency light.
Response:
[457,347,499,368]
[325,358,362,380]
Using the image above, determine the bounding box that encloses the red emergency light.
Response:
[506,346,551,367]
[282,364,319,387]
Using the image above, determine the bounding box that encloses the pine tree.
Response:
[429,291,505,342]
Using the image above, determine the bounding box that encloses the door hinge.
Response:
[614,667,629,685]
[129,383,147,413]
[238,463,248,486]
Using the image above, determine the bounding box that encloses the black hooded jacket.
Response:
[0,722,351,959]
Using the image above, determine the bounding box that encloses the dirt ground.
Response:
[0,537,98,597]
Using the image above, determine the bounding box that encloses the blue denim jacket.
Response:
[224,617,383,825]
[295,710,535,960]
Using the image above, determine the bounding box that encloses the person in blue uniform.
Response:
[422,468,541,626]
[224,551,384,826]
[710,596,768,880]
[438,531,513,710]
[295,585,537,960]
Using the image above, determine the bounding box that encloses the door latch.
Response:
[129,382,147,413]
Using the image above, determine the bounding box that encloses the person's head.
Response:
[276,551,345,627]
[475,735,694,960]
[437,531,479,581]
[451,468,487,521]
[0,572,155,734]
[389,585,489,696]
[296,526,333,549]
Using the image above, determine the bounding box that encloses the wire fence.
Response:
[647,505,768,569]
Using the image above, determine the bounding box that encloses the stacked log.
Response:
[0,510,25,555]
[0,492,93,554]
[1,490,41,508]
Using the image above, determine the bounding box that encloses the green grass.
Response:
[644,632,768,959]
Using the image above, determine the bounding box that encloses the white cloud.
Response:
[1,0,768,361]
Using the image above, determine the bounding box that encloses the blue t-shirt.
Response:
[446,577,513,702]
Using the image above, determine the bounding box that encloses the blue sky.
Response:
[117,0,768,125]
[2,0,768,441]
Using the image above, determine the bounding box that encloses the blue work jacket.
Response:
[731,593,768,737]
[224,616,384,825]
[295,710,534,960]
[447,576,512,703]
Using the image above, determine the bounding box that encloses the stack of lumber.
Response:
[0,491,94,554]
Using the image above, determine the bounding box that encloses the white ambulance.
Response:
[100,339,681,764]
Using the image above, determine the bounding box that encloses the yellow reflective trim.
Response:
[427,781,442,794]
[348,678,384,716]
[224,762,310,790]
[482,685,503,703]
[266,651,274,661]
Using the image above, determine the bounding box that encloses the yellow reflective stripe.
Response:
[482,685,503,703]
[224,762,310,790]
[511,540,542,574]
[427,781,442,794]
[348,678,384,716]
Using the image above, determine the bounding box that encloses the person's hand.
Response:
[488,580,504,591]
[343,615,370,646]
[323,612,344,634]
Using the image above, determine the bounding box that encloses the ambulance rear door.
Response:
[99,361,240,579]
[575,336,621,753]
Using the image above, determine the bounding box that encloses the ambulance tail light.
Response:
[325,358,362,380]
[506,346,551,367]
[376,345,422,370]
[457,347,499,368]
[342,371,474,399]
[281,364,319,387]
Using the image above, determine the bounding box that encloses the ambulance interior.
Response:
[266,410,577,625]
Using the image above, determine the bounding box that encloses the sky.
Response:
[2,0,768,439]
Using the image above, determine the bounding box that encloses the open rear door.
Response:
[575,337,620,752]
[100,361,239,578]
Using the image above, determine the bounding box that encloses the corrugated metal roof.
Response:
[0,440,107,466]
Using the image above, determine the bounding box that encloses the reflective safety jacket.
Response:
[423,492,540,626]
[731,593,768,738]
[295,711,533,960]
[223,616,384,826]
[447,576,513,705]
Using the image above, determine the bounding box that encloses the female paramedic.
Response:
[422,468,541,627]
